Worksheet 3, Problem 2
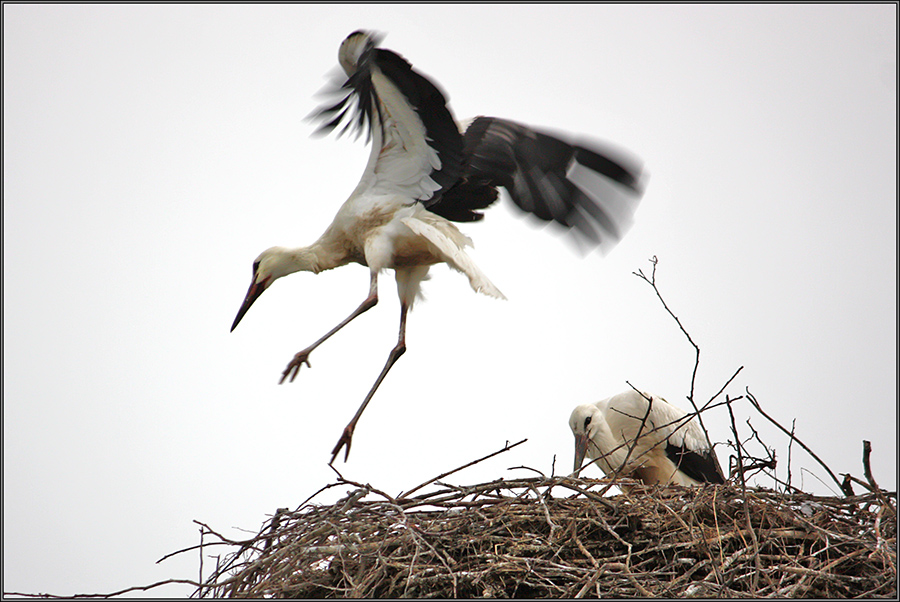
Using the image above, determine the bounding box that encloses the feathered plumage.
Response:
[569,390,725,486]
[233,31,646,462]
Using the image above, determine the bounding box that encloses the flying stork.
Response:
[231,31,645,463]
[569,389,725,486]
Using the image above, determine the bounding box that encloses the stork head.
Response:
[338,30,382,76]
[569,403,603,476]
[230,247,297,332]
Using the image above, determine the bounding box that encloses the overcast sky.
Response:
[4,4,896,597]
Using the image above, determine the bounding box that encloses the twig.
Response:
[699,366,743,413]
[509,465,546,478]
[617,383,655,478]
[847,441,895,517]
[786,418,796,492]
[862,440,879,492]
[3,579,203,599]
[398,438,527,499]
[744,388,847,496]
[633,256,720,451]
[633,257,700,399]
[156,534,244,565]
[198,525,205,598]
[726,395,762,592]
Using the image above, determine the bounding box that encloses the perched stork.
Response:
[231,31,645,463]
[569,390,725,486]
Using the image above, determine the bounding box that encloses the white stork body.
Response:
[569,390,725,486]
[232,31,645,462]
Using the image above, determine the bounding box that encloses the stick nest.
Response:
[196,476,896,598]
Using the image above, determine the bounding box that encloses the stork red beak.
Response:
[231,277,269,332]
[573,433,589,476]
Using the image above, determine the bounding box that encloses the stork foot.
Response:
[280,350,312,384]
[330,424,355,465]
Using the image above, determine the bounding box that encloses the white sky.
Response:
[3,4,896,598]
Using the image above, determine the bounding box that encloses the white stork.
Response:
[569,390,725,486]
[231,31,645,463]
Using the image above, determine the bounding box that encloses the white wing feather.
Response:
[400,209,505,300]
[604,390,709,454]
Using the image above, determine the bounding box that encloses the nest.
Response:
[173,261,896,599]
[194,474,896,598]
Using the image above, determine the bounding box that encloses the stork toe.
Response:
[330,424,355,464]
[280,351,312,384]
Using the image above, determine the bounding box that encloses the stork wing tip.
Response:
[338,30,385,76]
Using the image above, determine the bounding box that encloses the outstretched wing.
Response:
[312,31,463,202]
[428,116,645,253]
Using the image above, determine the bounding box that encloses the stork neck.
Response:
[282,246,327,275]
[283,234,354,274]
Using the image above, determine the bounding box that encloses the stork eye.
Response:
[252,261,260,273]
[584,416,591,428]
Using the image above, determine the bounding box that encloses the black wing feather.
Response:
[312,32,463,201]
[372,48,463,194]
[665,442,726,484]
[428,117,644,249]
[312,33,644,248]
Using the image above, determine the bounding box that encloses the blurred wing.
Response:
[312,31,463,202]
[429,116,645,253]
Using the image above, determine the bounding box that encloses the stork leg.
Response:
[280,273,379,384]
[330,300,409,464]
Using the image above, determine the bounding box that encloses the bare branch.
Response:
[862,440,879,492]
[744,388,847,496]
[3,579,203,599]
[633,257,723,452]
[398,438,527,499]
[633,256,701,409]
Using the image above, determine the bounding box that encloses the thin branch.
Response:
[398,438,527,499]
[617,383,656,478]
[786,418,796,493]
[726,395,762,592]
[198,525,205,598]
[744,388,846,496]
[3,579,203,599]
[633,256,719,450]
[862,440,878,491]
[633,256,701,408]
